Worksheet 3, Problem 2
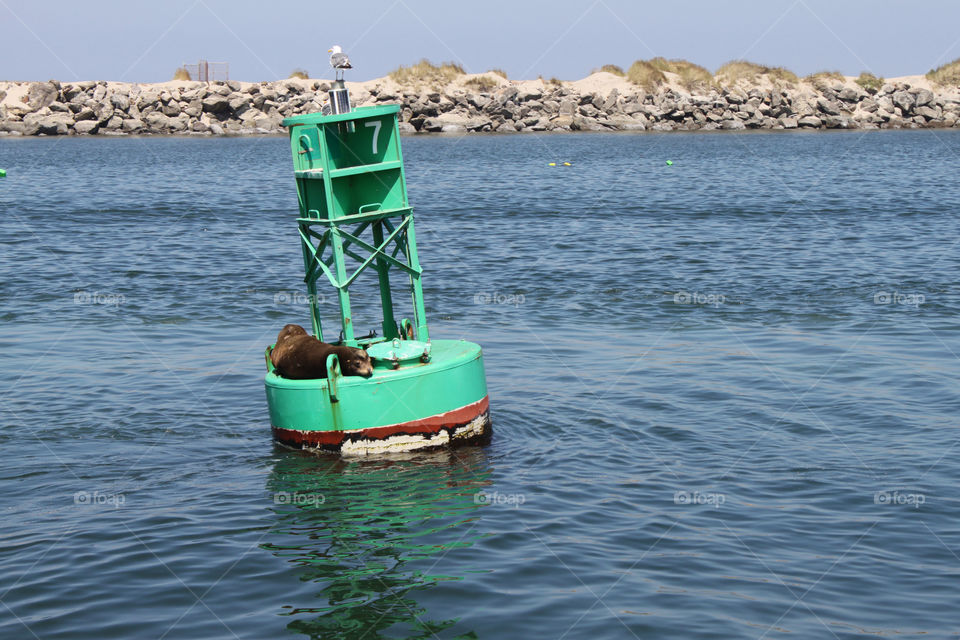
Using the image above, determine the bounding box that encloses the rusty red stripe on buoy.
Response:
[273,396,491,453]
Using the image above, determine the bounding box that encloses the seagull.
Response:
[328,45,352,81]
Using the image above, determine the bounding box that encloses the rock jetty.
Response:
[1,73,958,137]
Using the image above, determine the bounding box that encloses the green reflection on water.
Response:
[264,447,493,639]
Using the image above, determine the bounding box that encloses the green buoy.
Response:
[264,101,491,456]
[0,169,6,178]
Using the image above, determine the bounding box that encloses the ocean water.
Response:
[1,129,960,639]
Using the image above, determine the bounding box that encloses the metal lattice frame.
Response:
[297,211,428,346]
[286,105,428,347]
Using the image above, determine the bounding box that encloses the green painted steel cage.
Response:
[265,104,492,455]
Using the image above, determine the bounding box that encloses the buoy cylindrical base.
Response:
[265,339,491,456]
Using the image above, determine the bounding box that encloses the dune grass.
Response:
[289,69,309,80]
[593,64,625,76]
[648,57,713,90]
[855,71,884,93]
[626,60,666,90]
[625,58,713,90]
[172,67,191,81]
[806,70,846,90]
[927,58,960,86]
[464,75,501,92]
[390,59,465,85]
[488,68,508,79]
[714,61,798,86]
[537,75,563,87]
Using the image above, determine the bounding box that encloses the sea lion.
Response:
[270,324,373,380]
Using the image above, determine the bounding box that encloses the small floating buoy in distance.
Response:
[547,162,556,166]
[563,161,572,166]
[0,169,6,178]
[665,160,673,166]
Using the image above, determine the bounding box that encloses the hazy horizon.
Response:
[2,0,959,83]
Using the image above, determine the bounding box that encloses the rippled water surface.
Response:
[2,129,960,639]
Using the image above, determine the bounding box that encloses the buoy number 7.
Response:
[365,120,381,155]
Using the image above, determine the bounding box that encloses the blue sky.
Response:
[2,0,959,82]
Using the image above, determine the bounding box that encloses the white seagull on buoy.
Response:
[328,45,352,80]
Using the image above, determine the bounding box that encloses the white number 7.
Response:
[365,120,381,154]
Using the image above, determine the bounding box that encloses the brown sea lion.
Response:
[270,324,373,380]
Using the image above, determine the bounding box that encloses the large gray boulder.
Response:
[798,115,822,127]
[892,91,916,114]
[602,88,619,113]
[144,112,170,130]
[558,98,577,116]
[721,118,746,130]
[103,115,123,131]
[183,99,202,117]
[253,114,281,130]
[73,120,99,135]
[27,81,59,110]
[109,92,130,111]
[73,106,97,121]
[202,95,231,113]
[122,118,144,132]
[822,115,853,128]
[228,95,249,113]
[36,113,73,134]
[578,104,599,118]
[420,118,443,132]
[816,97,842,115]
[914,89,934,107]
[838,87,860,103]
[137,89,161,109]
[0,121,27,135]
[516,86,542,102]
[167,116,188,132]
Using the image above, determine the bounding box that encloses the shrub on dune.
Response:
[715,60,798,87]
[626,60,666,91]
[648,57,714,90]
[927,58,960,86]
[389,60,465,85]
[593,64,625,76]
[855,72,884,93]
